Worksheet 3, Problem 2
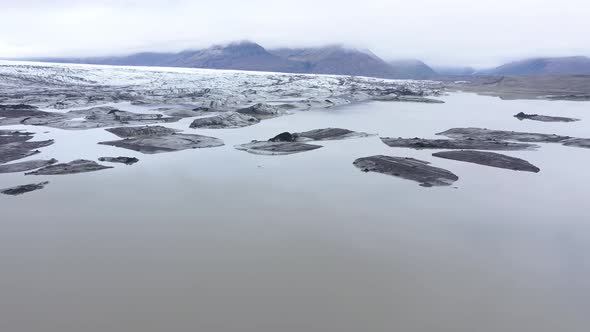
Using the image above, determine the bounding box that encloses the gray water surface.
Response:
[1,93,589,332]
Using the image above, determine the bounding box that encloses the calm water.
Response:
[1,93,589,332]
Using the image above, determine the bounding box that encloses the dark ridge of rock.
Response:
[98,157,139,165]
[437,128,572,143]
[235,141,322,155]
[353,155,458,187]
[269,128,374,142]
[0,139,55,164]
[105,125,179,138]
[237,103,283,119]
[189,112,260,129]
[0,129,34,135]
[269,132,297,142]
[0,158,58,173]
[1,181,49,196]
[294,128,373,141]
[380,137,538,151]
[433,150,540,173]
[99,134,224,154]
[372,95,445,103]
[514,112,579,123]
[562,138,590,149]
[26,159,112,175]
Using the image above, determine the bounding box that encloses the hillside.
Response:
[30,42,440,79]
[388,59,437,79]
[270,46,399,78]
[482,56,590,75]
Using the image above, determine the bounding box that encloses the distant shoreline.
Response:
[441,75,590,101]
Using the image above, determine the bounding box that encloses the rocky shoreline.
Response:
[441,75,590,101]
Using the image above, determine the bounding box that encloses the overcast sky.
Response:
[1,0,588,67]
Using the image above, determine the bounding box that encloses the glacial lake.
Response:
[1,93,589,332]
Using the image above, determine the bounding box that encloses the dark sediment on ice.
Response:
[26,159,113,175]
[380,137,538,151]
[235,141,322,155]
[436,127,590,150]
[562,138,590,149]
[0,134,54,164]
[433,150,540,172]
[0,104,63,126]
[153,107,209,118]
[269,128,374,142]
[1,181,50,196]
[353,155,459,187]
[99,134,224,154]
[0,158,58,173]
[0,129,35,144]
[237,103,284,119]
[514,112,579,122]
[437,128,572,143]
[105,125,179,138]
[0,105,181,130]
[189,112,260,129]
[98,157,139,165]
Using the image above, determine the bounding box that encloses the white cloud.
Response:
[0,0,588,67]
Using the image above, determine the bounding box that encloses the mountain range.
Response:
[477,56,590,76]
[27,41,590,79]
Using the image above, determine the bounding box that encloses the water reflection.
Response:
[1,93,589,332]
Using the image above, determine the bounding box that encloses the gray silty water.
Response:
[1,93,590,332]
